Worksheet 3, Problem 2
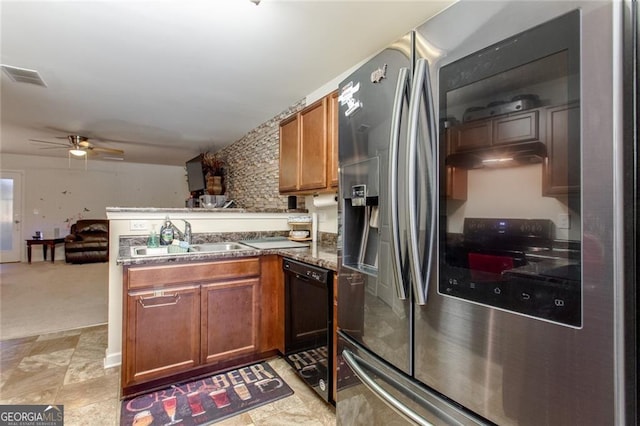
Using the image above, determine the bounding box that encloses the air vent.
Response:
[1,64,47,87]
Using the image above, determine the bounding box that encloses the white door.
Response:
[0,171,23,263]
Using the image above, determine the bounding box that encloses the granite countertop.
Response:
[106,207,308,214]
[117,241,338,271]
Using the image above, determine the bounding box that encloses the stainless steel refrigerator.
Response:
[336,1,638,425]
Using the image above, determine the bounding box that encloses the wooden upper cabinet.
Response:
[449,108,542,153]
[543,102,580,196]
[279,91,339,195]
[299,98,328,191]
[328,90,339,188]
[493,110,539,146]
[279,115,300,193]
[452,120,492,152]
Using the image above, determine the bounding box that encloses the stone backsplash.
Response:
[218,99,306,211]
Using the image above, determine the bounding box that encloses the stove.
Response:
[441,218,581,327]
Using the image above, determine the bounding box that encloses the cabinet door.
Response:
[124,285,200,386]
[259,255,284,354]
[451,120,492,152]
[543,103,580,195]
[446,166,468,200]
[299,98,328,191]
[201,278,259,364]
[279,114,300,192]
[493,110,539,145]
[328,90,339,188]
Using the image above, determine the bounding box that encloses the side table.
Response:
[26,238,65,263]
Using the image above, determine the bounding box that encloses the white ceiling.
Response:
[1,0,451,166]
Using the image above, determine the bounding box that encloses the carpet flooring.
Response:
[0,261,108,340]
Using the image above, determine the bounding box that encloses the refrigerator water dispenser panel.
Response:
[340,157,379,205]
[341,157,380,276]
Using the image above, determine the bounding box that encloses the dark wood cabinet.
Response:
[279,115,300,193]
[125,285,200,385]
[299,98,328,192]
[450,108,542,153]
[279,91,339,195]
[543,102,580,195]
[446,166,468,200]
[259,254,285,354]
[201,278,259,364]
[122,257,268,396]
[328,90,339,188]
[493,110,540,146]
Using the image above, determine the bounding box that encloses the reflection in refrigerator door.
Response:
[337,1,637,425]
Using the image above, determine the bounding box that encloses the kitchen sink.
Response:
[189,243,252,252]
[129,242,253,257]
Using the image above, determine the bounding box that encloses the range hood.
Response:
[445,141,547,169]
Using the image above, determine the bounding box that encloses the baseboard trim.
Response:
[104,351,121,369]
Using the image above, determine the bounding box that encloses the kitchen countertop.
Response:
[117,240,338,272]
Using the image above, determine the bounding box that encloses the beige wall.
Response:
[447,164,578,240]
[1,153,188,262]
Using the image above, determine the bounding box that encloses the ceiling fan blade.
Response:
[29,138,69,147]
[38,146,69,150]
[90,146,125,155]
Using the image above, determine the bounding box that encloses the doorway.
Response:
[1,171,23,263]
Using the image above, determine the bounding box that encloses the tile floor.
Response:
[0,324,336,425]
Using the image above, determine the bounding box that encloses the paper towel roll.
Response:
[312,213,318,242]
[313,193,338,208]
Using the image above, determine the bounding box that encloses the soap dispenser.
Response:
[160,216,174,246]
[147,225,159,248]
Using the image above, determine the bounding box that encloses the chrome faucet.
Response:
[170,220,192,244]
[183,220,192,244]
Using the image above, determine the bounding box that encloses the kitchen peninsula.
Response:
[104,207,337,397]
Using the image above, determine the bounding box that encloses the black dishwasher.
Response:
[283,257,333,404]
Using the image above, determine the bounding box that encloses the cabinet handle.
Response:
[138,293,181,308]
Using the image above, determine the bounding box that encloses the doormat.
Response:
[120,361,294,425]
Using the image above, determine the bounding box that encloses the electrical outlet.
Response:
[130,220,149,231]
[557,213,570,229]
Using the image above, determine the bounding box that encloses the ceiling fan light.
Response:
[69,149,87,157]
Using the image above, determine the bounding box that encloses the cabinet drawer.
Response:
[127,257,260,289]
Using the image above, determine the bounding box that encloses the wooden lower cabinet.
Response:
[122,257,277,397]
[125,285,200,385]
[201,278,259,364]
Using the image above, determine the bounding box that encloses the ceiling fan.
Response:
[29,134,125,158]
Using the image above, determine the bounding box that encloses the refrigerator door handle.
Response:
[406,58,437,306]
[389,67,410,300]
[343,350,433,426]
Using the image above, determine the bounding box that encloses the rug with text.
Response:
[120,361,294,425]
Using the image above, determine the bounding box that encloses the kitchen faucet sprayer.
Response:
[183,220,192,244]
[168,219,192,245]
